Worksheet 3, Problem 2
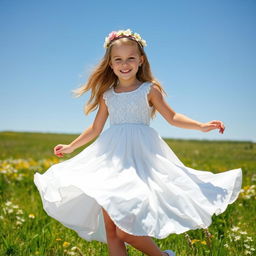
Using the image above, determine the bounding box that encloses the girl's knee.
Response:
[116,227,133,242]
[102,207,133,242]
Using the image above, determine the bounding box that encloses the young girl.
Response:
[34,29,242,256]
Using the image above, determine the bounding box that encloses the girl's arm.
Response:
[148,85,225,133]
[54,94,109,157]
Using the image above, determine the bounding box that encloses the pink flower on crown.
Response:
[108,31,117,41]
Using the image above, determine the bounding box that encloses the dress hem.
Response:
[34,168,243,242]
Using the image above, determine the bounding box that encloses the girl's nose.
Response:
[121,60,129,66]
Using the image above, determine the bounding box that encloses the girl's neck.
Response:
[116,78,142,89]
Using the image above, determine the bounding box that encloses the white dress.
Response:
[34,82,242,243]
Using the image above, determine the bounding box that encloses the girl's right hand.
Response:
[53,144,74,158]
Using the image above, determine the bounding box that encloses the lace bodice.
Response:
[103,82,153,126]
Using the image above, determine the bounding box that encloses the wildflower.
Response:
[191,239,200,244]
[234,235,241,241]
[224,243,229,248]
[63,241,70,247]
[240,231,248,235]
[7,209,14,214]
[71,246,77,251]
[16,216,25,222]
[55,238,62,241]
[28,213,35,219]
[200,240,207,245]
[245,250,252,255]
[231,226,240,232]
[16,209,24,215]
[5,201,12,206]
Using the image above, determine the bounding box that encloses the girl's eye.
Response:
[113,57,135,62]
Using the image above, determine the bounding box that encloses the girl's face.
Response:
[109,43,144,83]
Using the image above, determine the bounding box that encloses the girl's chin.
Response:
[117,73,134,79]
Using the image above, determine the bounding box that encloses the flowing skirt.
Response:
[34,123,242,243]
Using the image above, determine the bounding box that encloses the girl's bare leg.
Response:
[102,207,128,256]
[102,207,168,256]
[116,226,168,256]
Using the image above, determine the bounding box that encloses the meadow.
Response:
[0,131,255,256]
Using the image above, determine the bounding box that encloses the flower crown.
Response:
[103,29,147,49]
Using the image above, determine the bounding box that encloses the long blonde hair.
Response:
[72,37,166,119]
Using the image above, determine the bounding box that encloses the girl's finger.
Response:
[55,146,63,151]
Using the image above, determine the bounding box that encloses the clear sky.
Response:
[0,0,255,142]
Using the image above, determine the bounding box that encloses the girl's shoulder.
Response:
[145,82,166,101]
[145,81,160,93]
[102,87,113,102]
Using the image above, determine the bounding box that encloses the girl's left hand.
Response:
[200,120,225,134]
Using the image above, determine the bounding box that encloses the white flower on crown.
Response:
[140,39,147,47]
[133,33,141,40]
[103,29,147,49]
[122,29,132,36]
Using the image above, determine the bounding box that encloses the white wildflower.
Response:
[16,209,23,215]
[231,226,240,232]
[234,235,241,241]
[5,201,12,206]
[16,216,25,222]
[7,209,14,214]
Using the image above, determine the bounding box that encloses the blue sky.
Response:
[0,0,255,142]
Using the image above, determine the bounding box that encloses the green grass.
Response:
[0,131,255,256]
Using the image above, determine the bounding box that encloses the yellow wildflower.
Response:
[63,241,70,247]
[191,239,200,244]
[28,213,35,219]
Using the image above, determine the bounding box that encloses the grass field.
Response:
[0,131,255,256]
